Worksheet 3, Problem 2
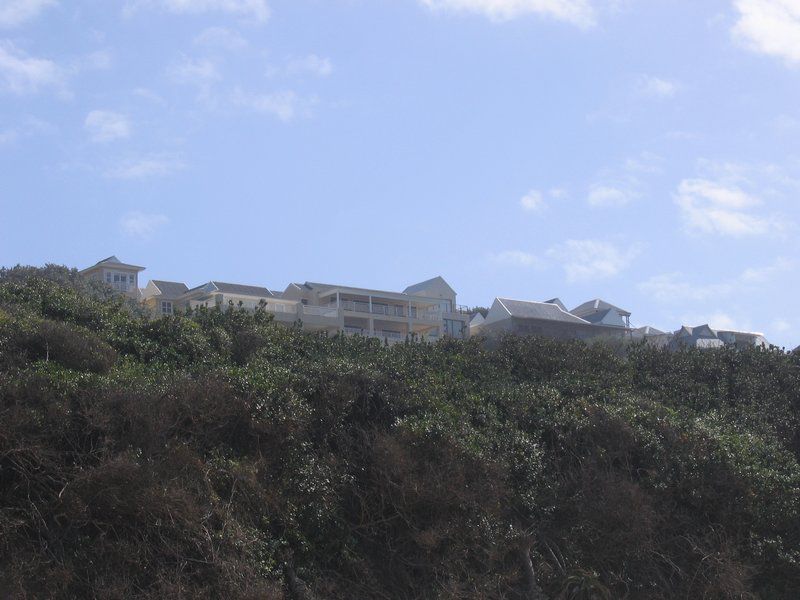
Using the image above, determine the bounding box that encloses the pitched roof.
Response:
[150,280,189,298]
[210,282,274,297]
[581,308,629,327]
[497,298,590,324]
[571,298,631,318]
[80,255,145,273]
[185,281,274,298]
[635,326,665,336]
[543,298,567,311]
[470,313,485,326]
[403,276,455,296]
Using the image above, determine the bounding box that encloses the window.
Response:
[443,318,465,338]
[161,301,173,315]
[440,300,453,313]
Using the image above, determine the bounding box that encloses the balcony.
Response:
[337,300,441,321]
[302,305,339,318]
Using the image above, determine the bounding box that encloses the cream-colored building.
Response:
[79,256,145,301]
[88,257,470,342]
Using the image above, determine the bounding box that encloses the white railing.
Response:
[302,305,339,318]
[416,311,442,322]
[337,299,441,321]
[265,303,297,314]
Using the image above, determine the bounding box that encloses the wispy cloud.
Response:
[124,0,270,23]
[639,273,733,303]
[640,258,795,303]
[674,178,779,236]
[285,54,333,77]
[167,55,220,86]
[587,184,637,207]
[548,239,640,282]
[637,75,680,98]
[193,26,247,50]
[0,41,62,94]
[231,88,313,121]
[488,250,546,268]
[85,110,131,142]
[0,115,53,145]
[418,0,596,27]
[0,0,57,28]
[120,211,169,240]
[519,189,547,212]
[106,154,185,179]
[732,0,800,66]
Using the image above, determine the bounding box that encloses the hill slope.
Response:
[1,266,799,599]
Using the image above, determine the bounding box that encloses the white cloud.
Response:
[0,129,17,144]
[679,311,742,331]
[120,211,169,240]
[193,26,247,50]
[72,49,113,71]
[0,41,62,94]
[133,87,165,104]
[285,54,333,77]
[0,0,56,28]
[167,56,220,85]
[520,189,546,212]
[740,256,794,282]
[637,75,679,98]
[85,110,131,142]
[732,0,800,65]
[419,0,596,27]
[638,273,733,303]
[674,178,777,236]
[107,154,185,179]
[547,239,639,282]
[640,258,794,304]
[772,318,792,333]
[587,184,636,207]
[231,88,312,121]
[489,250,546,268]
[125,0,270,23]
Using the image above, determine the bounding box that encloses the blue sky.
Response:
[1,0,799,347]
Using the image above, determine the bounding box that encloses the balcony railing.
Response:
[337,300,441,321]
[302,305,339,318]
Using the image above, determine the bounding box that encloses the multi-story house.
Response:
[670,325,769,349]
[282,276,470,342]
[79,256,145,301]
[473,297,633,341]
[84,257,469,342]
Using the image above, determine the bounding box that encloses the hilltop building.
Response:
[471,297,633,342]
[80,256,776,349]
[94,257,469,343]
[79,256,145,301]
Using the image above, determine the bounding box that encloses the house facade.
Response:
[472,297,633,342]
[84,257,469,343]
[80,256,779,349]
[79,256,145,301]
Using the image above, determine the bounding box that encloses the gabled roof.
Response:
[80,255,145,273]
[496,298,590,325]
[676,324,718,339]
[470,313,485,327]
[403,276,456,296]
[634,326,665,336]
[150,280,189,298]
[581,308,629,328]
[185,281,274,298]
[571,298,631,318]
[543,298,567,311]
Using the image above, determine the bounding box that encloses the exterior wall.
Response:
[83,265,142,301]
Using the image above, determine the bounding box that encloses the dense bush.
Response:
[0,266,798,599]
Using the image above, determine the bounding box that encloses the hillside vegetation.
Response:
[0,266,799,599]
